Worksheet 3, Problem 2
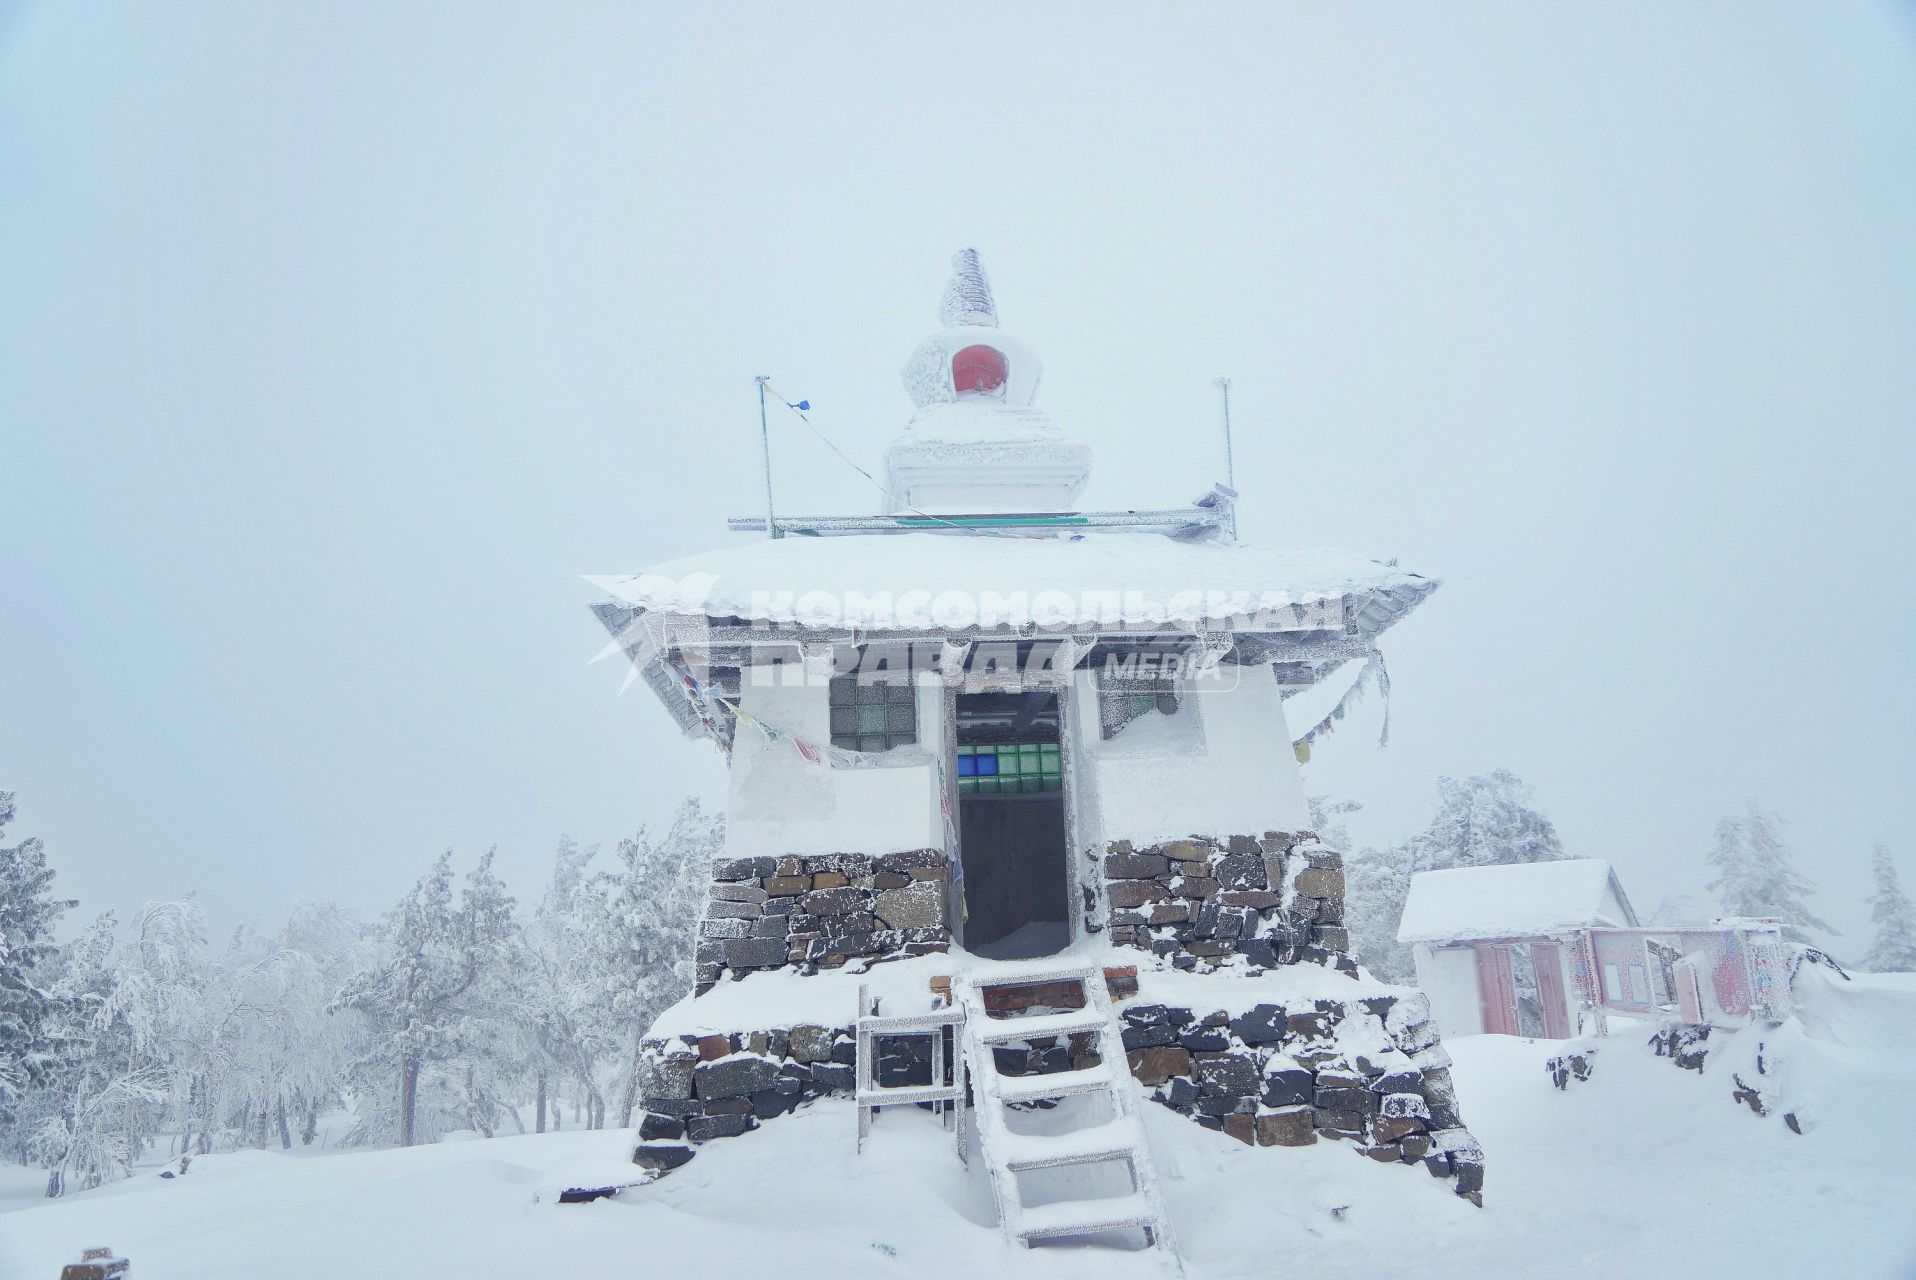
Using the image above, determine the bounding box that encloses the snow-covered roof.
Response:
[596,531,1433,634]
[1396,859,1635,944]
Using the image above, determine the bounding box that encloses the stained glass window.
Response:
[956,743,1063,794]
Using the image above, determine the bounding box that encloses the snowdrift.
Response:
[5,973,1914,1280]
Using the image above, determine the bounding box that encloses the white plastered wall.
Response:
[1414,943,1486,1038]
[723,671,943,857]
[1071,666,1312,849]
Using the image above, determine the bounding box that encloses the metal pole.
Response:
[756,375,781,540]
[1215,377,1238,538]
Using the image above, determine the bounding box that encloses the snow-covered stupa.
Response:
[592,250,1484,1247]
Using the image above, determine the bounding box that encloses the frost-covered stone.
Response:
[873,880,942,930]
[1380,1092,1431,1120]
[1256,1107,1316,1147]
[633,1143,695,1171]
[695,1056,782,1101]
[637,1049,695,1100]
[788,1025,835,1064]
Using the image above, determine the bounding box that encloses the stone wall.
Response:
[1094,831,1354,973]
[632,1025,858,1171]
[634,985,1486,1205]
[696,850,951,993]
[633,1022,959,1172]
[1122,991,1485,1204]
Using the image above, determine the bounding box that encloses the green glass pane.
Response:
[999,754,1022,776]
[856,704,888,733]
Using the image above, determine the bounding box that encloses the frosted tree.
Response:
[334,850,523,1147]
[1860,842,1916,973]
[1312,794,1413,983]
[599,799,720,1128]
[274,898,375,1145]
[1706,802,1832,945]
[1400,769,1565,872]
[1337,772,1565,983]
[519,835,614,1131]
[24,912,173,1196]
[0,793,75,1125]
[212,920,360,1151]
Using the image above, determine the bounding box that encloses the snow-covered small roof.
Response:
[1397,859,1634,944]
[597,531,1432,633]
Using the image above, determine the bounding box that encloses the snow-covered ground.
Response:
[6,972,1914,1280]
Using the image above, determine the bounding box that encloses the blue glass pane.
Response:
[976,754,999,777]
[957,755,977,777]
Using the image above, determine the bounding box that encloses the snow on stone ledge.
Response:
[599,531,1432,629]
[647,948,1409,1040]
[1397,859,1628,945]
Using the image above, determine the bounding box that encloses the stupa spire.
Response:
[939,247,998,329]
[885,249,1093,514]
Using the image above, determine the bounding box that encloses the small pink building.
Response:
[1398,861,1795,1038]
[1398,860,1638,1039]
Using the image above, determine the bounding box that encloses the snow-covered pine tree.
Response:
[1705,802,1832,945]
[334,850,523,1147]
[1401,769,1566,871]
[0,793,76,1125]
[1860,842,1916,973]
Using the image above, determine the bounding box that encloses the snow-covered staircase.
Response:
[956,964,1176,1255]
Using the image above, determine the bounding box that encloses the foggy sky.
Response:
[3,2,1913,950]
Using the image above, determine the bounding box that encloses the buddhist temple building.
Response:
[591,249,1485,1251]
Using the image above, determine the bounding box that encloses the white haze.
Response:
[2,2,1913,949]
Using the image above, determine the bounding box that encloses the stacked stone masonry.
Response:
[1121,991,1485,1203]
[1095,831,1356,972]
[696,850,951,993]
[633,1023,858,1172]
[642,832,1485,1204]
[633,986,1485,1204]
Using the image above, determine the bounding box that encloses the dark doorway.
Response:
[955,690,1069,959]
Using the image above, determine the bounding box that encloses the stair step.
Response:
[994,1066,1113,1104]
[974,1010,1108,1044]
[857,1010,962,1034]
[1013,1192,1158,1243]
[856,1083,963,1107]
[1002,1120,1140,1172]
[968,964,1101,994]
